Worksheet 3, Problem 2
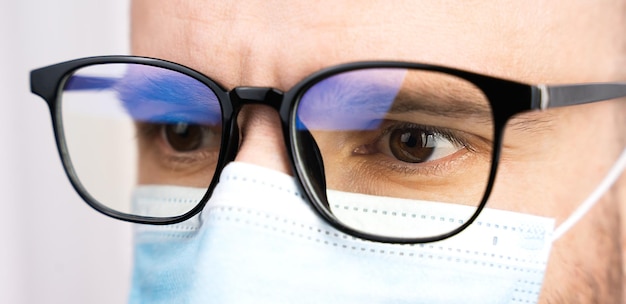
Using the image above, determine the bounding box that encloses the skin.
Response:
[131,0,626,302]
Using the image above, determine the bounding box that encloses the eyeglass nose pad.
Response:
[296,129,330,209]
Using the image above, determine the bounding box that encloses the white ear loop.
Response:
[551,147,626,241]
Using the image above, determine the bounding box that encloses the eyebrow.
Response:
[296,68,555,133]
[66,67,557,133]
[390,86,493,118]
[390,81,554,132]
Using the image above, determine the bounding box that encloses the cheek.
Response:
[136,139,164,185]
[538,192,622,303]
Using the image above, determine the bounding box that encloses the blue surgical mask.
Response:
[129,162,557,303]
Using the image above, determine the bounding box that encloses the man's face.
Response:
[130,0,626,302]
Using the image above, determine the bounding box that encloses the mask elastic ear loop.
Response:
[552,147,626,241]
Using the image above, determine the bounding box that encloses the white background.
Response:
[1,1,133,303]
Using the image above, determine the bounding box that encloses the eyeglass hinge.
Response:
[537,84,550,110]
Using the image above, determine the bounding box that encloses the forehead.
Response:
[131,0,624,89]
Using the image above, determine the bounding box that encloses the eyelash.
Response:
[379,122,471,150]
[355,121,478,175]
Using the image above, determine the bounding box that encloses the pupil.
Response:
[390,128,434,163]
[164,122,202,152]
[400,132,418,147]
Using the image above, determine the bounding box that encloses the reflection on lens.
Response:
[295,68,494,239]
[60,63,222,218]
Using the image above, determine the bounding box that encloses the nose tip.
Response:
[234,104,294,175]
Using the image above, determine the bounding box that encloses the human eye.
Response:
[375,122,465,164]
[137,119,222,170]
[160,122,220,154]
[352,121,473,174]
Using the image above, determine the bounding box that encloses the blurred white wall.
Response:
[0,1,133,303]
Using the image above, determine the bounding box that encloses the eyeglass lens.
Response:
[60,64,220,217]
[295,68,494,238]
[59,63,495,239]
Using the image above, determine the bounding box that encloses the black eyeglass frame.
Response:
[30,56,626,243]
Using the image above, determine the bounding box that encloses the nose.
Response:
[229,87,294,175]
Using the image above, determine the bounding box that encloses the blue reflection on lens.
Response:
[116,65,221,125]
[65,75,117,90]
[296,68,406,130]
[65,64,221,126]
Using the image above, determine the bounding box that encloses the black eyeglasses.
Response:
[30,56,626,243]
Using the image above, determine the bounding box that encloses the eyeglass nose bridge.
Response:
[227,86,329,210]
[230,86,285,110]
[219,85,287,161]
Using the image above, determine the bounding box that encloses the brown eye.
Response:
[389,128,436,163]
[163,122,204,152]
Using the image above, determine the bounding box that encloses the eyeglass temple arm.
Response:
[539,83,626,110]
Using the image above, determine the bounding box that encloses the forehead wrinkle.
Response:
[131,0,467,91]
[619,5,626,81]
[132,0,625,93]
